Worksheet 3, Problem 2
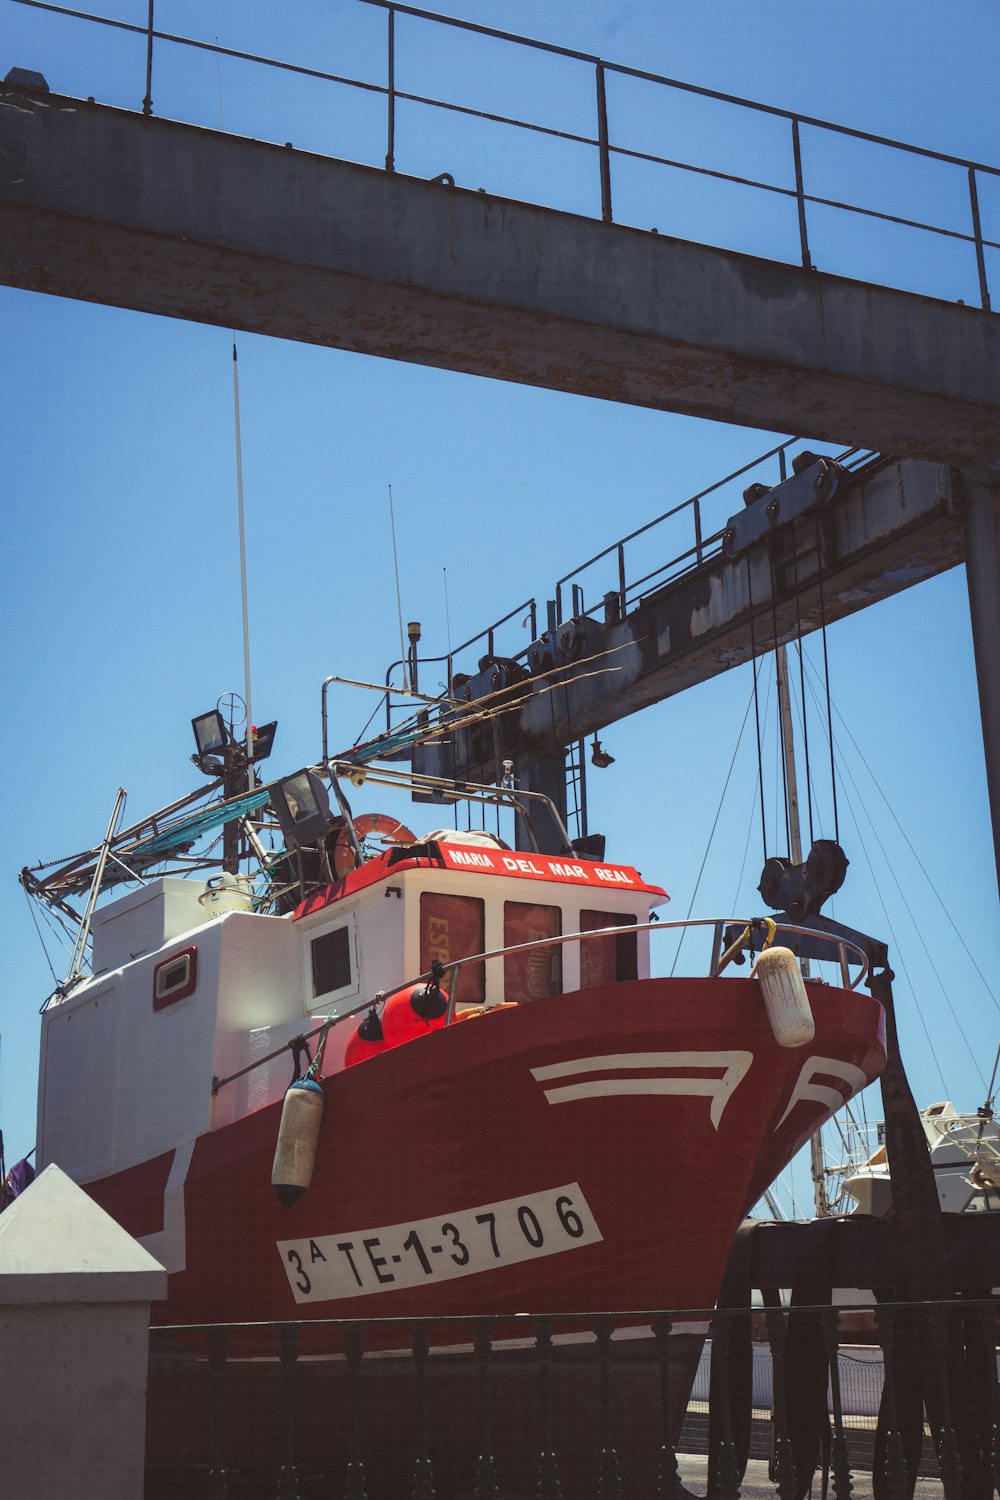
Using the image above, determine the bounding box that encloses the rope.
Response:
[768,546,791,852]
[815,516,840,843]
[790,518,815,844]
[802,652,1000,1021]
[669,674,758,977]
[745,553,768,861]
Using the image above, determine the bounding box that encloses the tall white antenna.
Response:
[388,484,409,690]
[232,342,255,783]
[443,566,453,659]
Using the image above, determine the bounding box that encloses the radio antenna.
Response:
[388,484,409,690]
[232,342,255,782]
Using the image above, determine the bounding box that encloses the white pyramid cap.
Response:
[0,1163,167,1304]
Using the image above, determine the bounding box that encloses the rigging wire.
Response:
[799,665,972,1094]
[731,658,774,908]
[801,653,1000,1022]
[745,554,768,861]
[789,525,815,844]
[815,515,840,843]
[387,484,409,691]
[669,675,759,977]
[834,765,950,1096]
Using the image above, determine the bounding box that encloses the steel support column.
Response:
[962,476,1000,900]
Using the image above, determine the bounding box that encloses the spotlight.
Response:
[270,769,335,849]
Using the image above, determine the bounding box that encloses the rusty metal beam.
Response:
[415,459,992,787]
[2,91,999,470]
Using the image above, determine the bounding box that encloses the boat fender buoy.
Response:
[344,1006,388,1068]
[382,983,447,1047]
[753,946,815,1048]
[271,1077,325,1208]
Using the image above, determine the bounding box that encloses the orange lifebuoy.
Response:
[333,812,416,878]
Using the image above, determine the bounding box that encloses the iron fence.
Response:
[145,1297,1000,1499]
[8,0,999,311]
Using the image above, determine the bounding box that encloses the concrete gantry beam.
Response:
[1,91,999,469]
[412,458,989,793]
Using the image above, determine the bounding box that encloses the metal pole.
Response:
[385,7,396,173]
[791,119,811,270]
[968,167,992,312]
[776,642,828,1215]
[962,475,1000,900]
[231,345,255,789]
[596,62,612,223]
[141,0,154,116]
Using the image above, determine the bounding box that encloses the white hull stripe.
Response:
[776,1056,869,1130]
[531,1051,753,1130]
[137,1137,194,1275]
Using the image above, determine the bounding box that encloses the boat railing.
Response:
[211,916,870,1098]
[369,915,873,1030]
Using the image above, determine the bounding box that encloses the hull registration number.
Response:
[278,1181,602,1303]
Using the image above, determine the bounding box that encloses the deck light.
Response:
[270,769,335,849]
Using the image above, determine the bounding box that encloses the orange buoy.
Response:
[381,983,447,1047]
[344,1008,388,1067]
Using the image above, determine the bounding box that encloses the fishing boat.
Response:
[18,678,887,1332]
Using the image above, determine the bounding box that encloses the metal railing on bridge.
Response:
[145,1297,1000,1499]
[8,0,999,310]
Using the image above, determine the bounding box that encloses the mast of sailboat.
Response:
[775,640,831,1217]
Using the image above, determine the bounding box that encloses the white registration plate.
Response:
[277,1182,602,1303]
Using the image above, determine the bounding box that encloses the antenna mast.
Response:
[232,342,255,784]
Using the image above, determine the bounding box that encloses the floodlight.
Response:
[250,720,278,762]
[192,710,228,759]
[270,769,335,849]
[591,738,615,769]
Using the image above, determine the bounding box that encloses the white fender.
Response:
[754,946,815,1048]
[271,1078,325,1208]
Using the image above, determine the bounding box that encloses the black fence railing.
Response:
[9,0,999,310]
[146,1298,1000,1499]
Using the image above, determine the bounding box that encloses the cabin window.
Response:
[420,892,485,1003]
[579,910,638,989]
[503,901,562,1000]
[153,946,198,1009]
[311,924,354,1001]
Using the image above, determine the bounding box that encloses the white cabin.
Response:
[37,834,668,1185]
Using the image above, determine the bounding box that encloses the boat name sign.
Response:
[277,1182,602,1303]
[440,846,656,891]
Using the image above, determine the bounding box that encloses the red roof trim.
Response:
[294,843,668,920]
[294,852,443,920]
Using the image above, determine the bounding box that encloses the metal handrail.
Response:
[9,0,997,311]
[209,913,870,1095]
[330,915,871,1029]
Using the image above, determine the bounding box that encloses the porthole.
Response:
[153,946,198,1010]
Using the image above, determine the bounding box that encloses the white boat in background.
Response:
[835,1101,1000,1217]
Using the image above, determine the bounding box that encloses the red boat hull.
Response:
[86,977,885,1327]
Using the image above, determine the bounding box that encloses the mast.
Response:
[775,643,831,1218]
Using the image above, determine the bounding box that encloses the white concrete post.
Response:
[0,1162,167,1500]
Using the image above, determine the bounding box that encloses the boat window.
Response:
[311,925,353,1000]
[503,901,562,1000]
[153,946,198,1009]
[579,910,638,989]
[420,892,485,1003]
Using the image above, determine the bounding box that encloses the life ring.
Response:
[333,812,416,878]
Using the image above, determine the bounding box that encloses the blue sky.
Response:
[2,0,999,1213]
